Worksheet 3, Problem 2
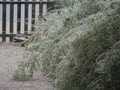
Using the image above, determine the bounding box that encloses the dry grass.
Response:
[0,43,55,90]
[13,0,120,90]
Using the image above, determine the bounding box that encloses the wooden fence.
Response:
[0,0,54,42]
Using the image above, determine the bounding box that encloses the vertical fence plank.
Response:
[20,1,25,34]
[6,2,10,42]
[35,0,39,20]
[24,0,28,34]
[31,0,36,31]
[43,0,47,16]
[13,2,17,34]
[0,3,2,42]
[17,0,21,34]
[10,0,14,41]
[28,3,32,33]
[2,0,7,42]
[35,0,39,30]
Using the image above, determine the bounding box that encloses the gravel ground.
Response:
[0,43,55,90]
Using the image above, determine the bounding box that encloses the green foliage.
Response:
[13,55,39,81]
[13,62,33,81]
[55,0,80,8]
[92,41,120,90]
[14,0,120,90]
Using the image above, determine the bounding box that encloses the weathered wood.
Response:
[0,0,55,42]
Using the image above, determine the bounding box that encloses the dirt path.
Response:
[0,43,55,90]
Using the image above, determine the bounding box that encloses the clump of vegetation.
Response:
[14,0,120,90]
[93,41,120,90]
[13,54,39,81]
[55,0,80,8]
[13,61,34,81]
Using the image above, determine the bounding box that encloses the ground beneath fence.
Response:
[0,43,55,90]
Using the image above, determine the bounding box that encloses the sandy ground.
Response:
[0,43,55,90]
